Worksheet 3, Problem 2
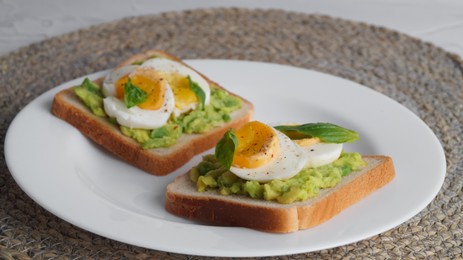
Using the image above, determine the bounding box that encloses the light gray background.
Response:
[1,0,463,58]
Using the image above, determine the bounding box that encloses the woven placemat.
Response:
[1,8,462,259]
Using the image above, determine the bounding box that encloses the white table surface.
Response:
[1,0,463,59]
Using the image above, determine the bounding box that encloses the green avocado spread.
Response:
[190,152,367,204]
[74,78,106,117]
[74,76,242,149]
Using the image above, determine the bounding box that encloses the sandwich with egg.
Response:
[51,50,253,175]
[165,121,395,233]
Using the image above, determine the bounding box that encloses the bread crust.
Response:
[51,50,254,176]
[165,156,395,233]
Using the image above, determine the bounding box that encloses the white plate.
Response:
[5,60,446,257]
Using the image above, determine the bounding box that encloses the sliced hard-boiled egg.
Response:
[230,121,307,182]
[102,65,138,97]
[141,58,210,117]
[102,66,175,129]
[296,138,343,168]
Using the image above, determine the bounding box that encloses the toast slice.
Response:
[51,50,254,176]
[165,155,395,233]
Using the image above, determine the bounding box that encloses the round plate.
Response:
[5,60,446,257]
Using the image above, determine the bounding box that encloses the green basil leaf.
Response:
[214,129,238,170]
[124,78,147,108]
[274,123,359,143]
[188,76,206,109]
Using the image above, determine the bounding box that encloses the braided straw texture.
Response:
[1,8,462,259]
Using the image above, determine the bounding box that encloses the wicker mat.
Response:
[1,8,462,259]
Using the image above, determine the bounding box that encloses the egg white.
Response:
[230,130,308,182]
[300,143,343,168]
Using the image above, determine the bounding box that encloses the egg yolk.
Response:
[159,72,198,111]
[293,137,320,147]
[115,68,167,110]
[232,121,280,169]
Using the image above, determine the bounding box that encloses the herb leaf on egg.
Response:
[215,129,238,170]
[124,78,147,108]
[188,76,206,109]
[275,123,359,143]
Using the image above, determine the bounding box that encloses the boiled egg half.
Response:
[141,58,210,117]
[229,121,308,182]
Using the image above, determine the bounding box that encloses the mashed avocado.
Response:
[120,123,182,149]
[176,87,241,134]
[74,78,242,149]
[190,152,368,204]
[74,78,106,117]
